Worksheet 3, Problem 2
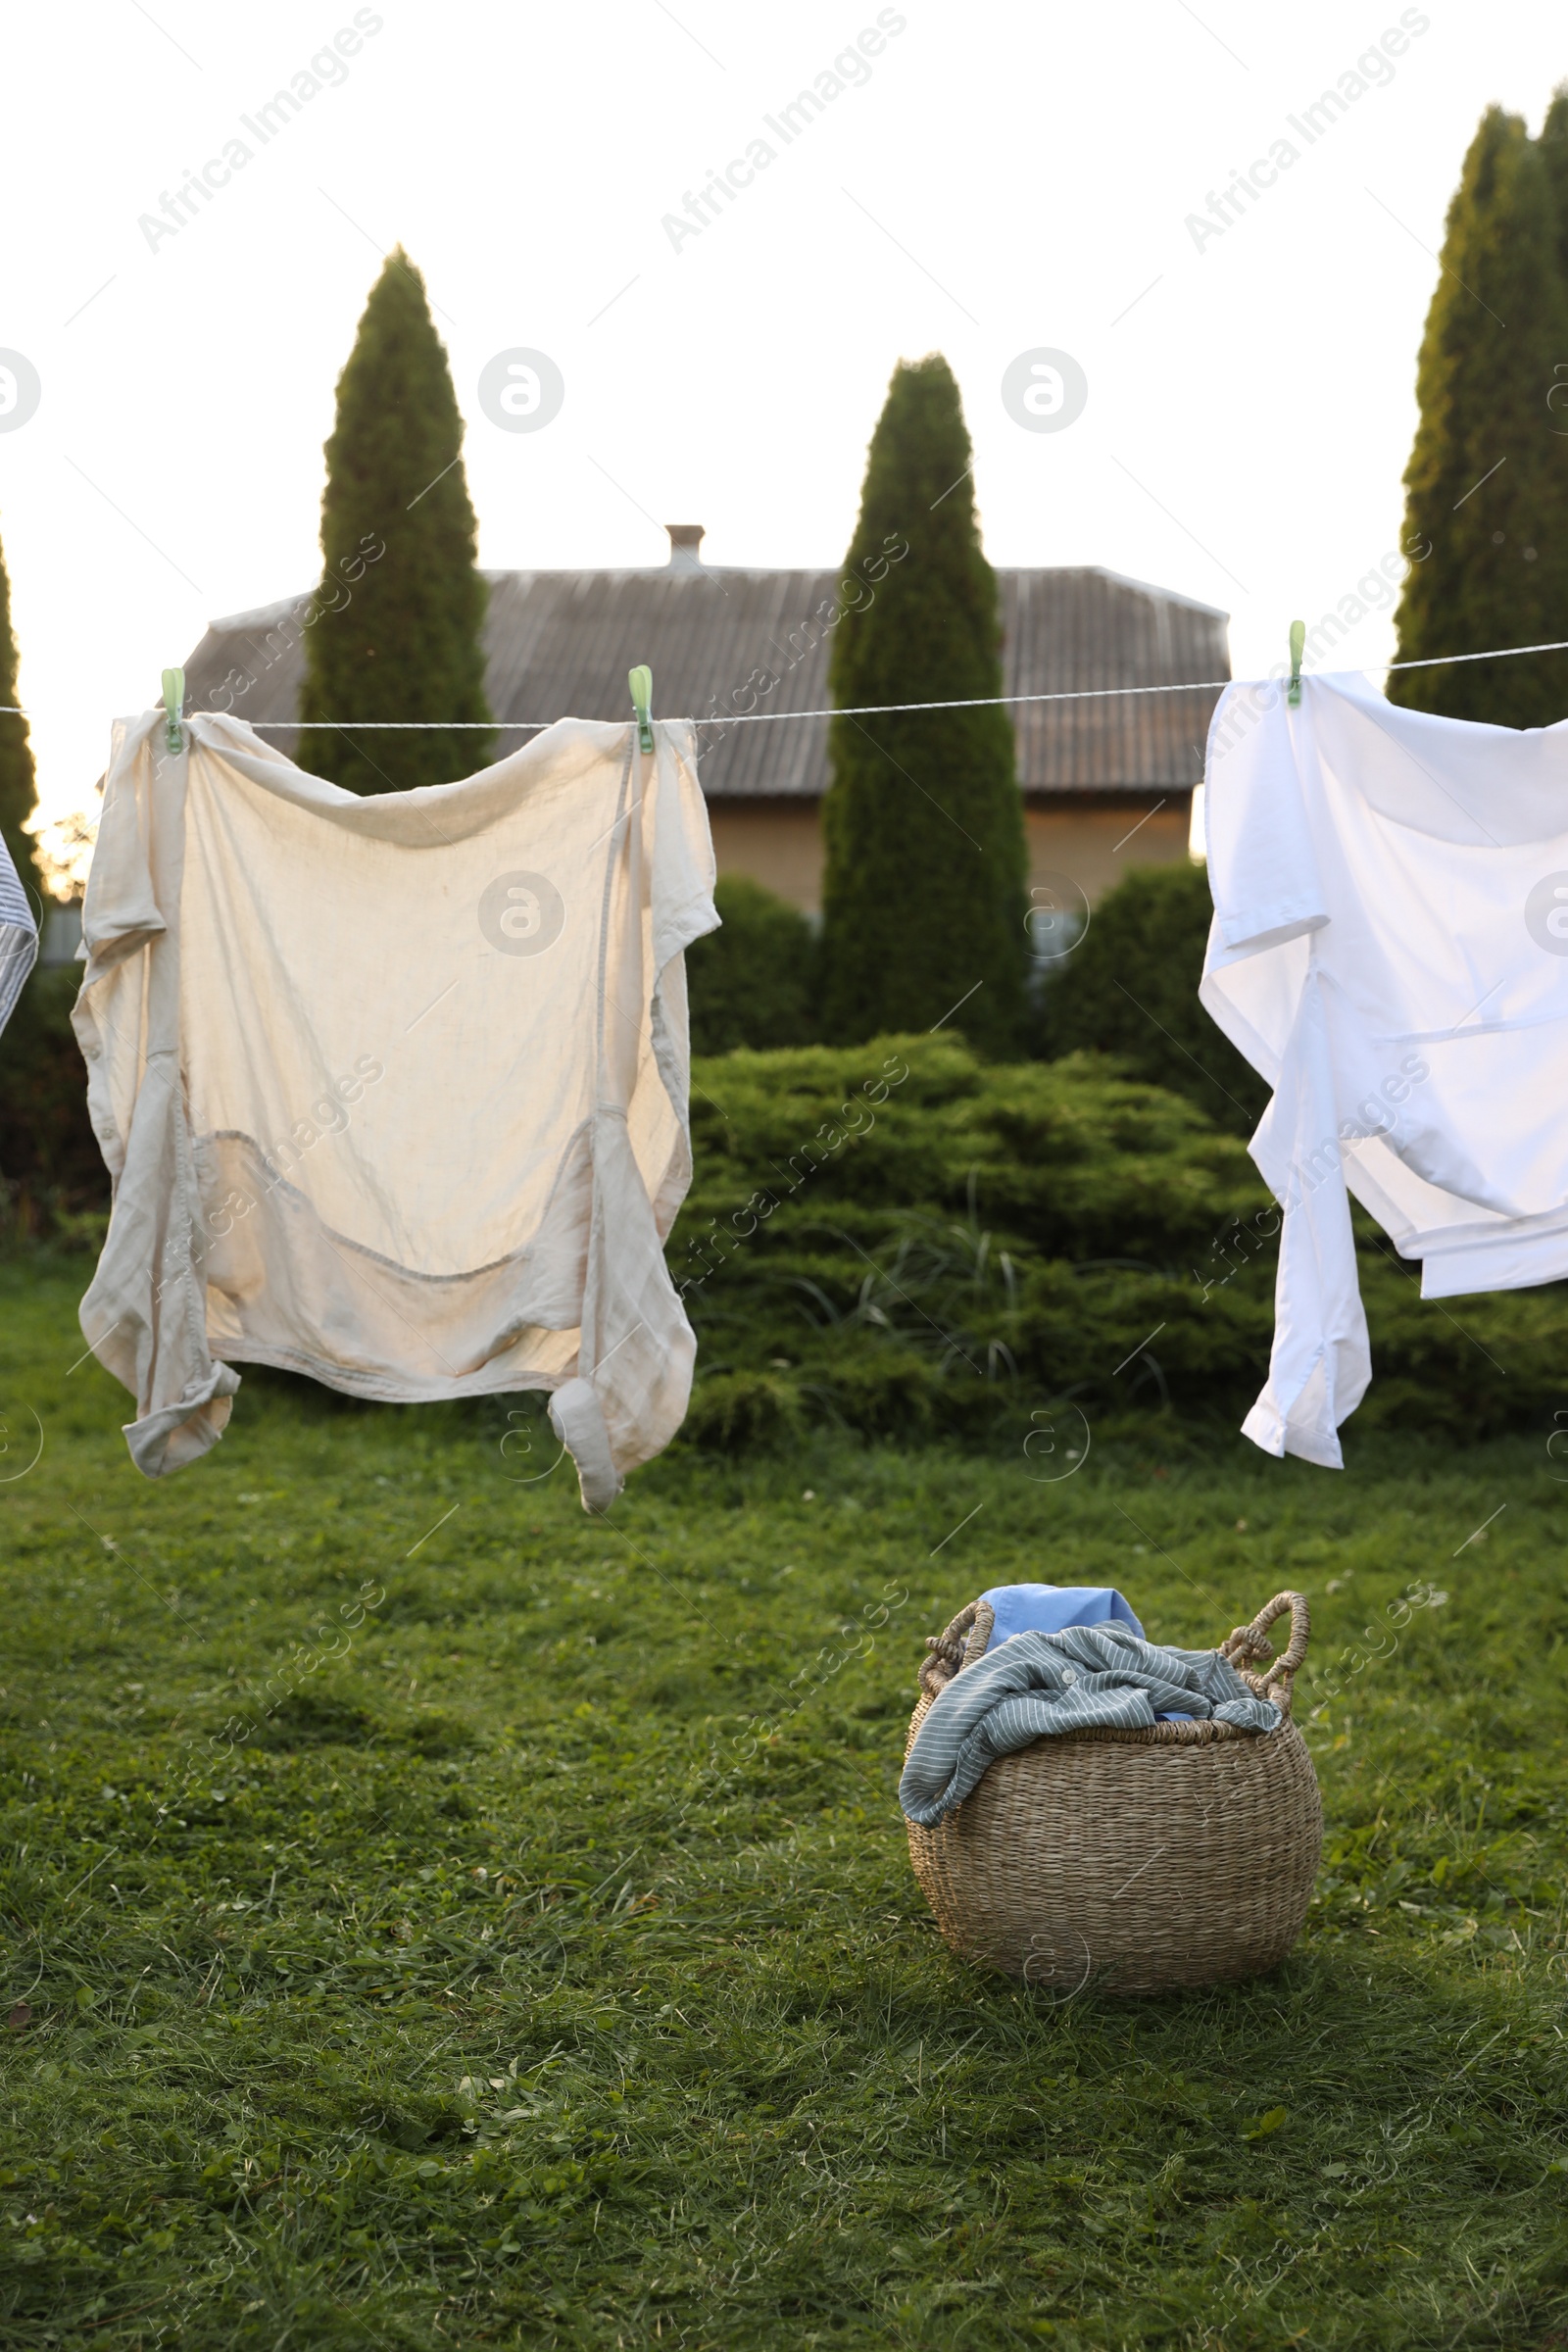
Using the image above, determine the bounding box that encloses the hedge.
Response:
[0,967,105,1237]
[1036,861,1268,1136]
[686,877,818,1055]
[7,973,1564,1456]
[672,1035,1568,1450]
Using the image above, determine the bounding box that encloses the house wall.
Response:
[706,792,1195,916]
[706,800,825,912]
[1024,795,1195,907]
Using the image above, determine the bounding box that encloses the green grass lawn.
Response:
[3,1250,1568,2348]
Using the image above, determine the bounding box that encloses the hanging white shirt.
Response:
[73,709,717,1507]
[1200,670,1568,1468]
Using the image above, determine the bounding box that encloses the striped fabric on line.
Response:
[0,833,38,1035]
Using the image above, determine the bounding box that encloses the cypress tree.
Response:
[1388,108,1568,727]
[818,356,1027,1055]
[1541,84,1568,300]
[297,250,493,792]
[0,521,41,917]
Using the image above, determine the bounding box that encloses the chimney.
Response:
[665,522,706,574]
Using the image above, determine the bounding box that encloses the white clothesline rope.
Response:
[4,633,1568,730]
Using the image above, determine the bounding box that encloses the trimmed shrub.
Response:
[687,877,818,1055]
[672,1033,1568,1449]
[1036,861,1268,1138]
[670,1034,1275,1446]
[0,967,106,1234]
[681,1370,804,1453]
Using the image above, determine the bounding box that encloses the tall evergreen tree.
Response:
[298,250,493,792]
[1540,83,1568,296]
[0,522,42,917]
[1388,108,1568,727]
[818,356,1027,1055]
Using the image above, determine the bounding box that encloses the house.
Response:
[180,526,1228,913]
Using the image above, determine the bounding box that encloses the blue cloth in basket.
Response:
[979,1584,1145,1648]
[978,1584,1192,1721]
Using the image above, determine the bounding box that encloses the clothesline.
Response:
[3,632,1568,730]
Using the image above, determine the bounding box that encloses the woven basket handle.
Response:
[917,1598,997,1698]
[1220,1590,1309,1716]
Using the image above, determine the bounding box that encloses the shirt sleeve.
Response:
[1199,680,1369,1467]
[1200,678,1333,1093]
[73,711,239,1477]
[78,716,169,969]
[1203,680,1329,956]
[648,719,718,974]
[1240,966,1372,1469]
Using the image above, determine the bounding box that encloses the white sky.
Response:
[2,0,1561,887]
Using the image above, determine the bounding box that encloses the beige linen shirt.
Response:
[73,709,717,1508]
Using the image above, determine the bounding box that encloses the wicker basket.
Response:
[905,1590,1322,1993]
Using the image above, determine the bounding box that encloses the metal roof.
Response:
[181,558,1229,800]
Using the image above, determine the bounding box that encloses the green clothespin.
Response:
[628,664,655,755]
[1286,620,1305,709]
[161,666,185,755]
